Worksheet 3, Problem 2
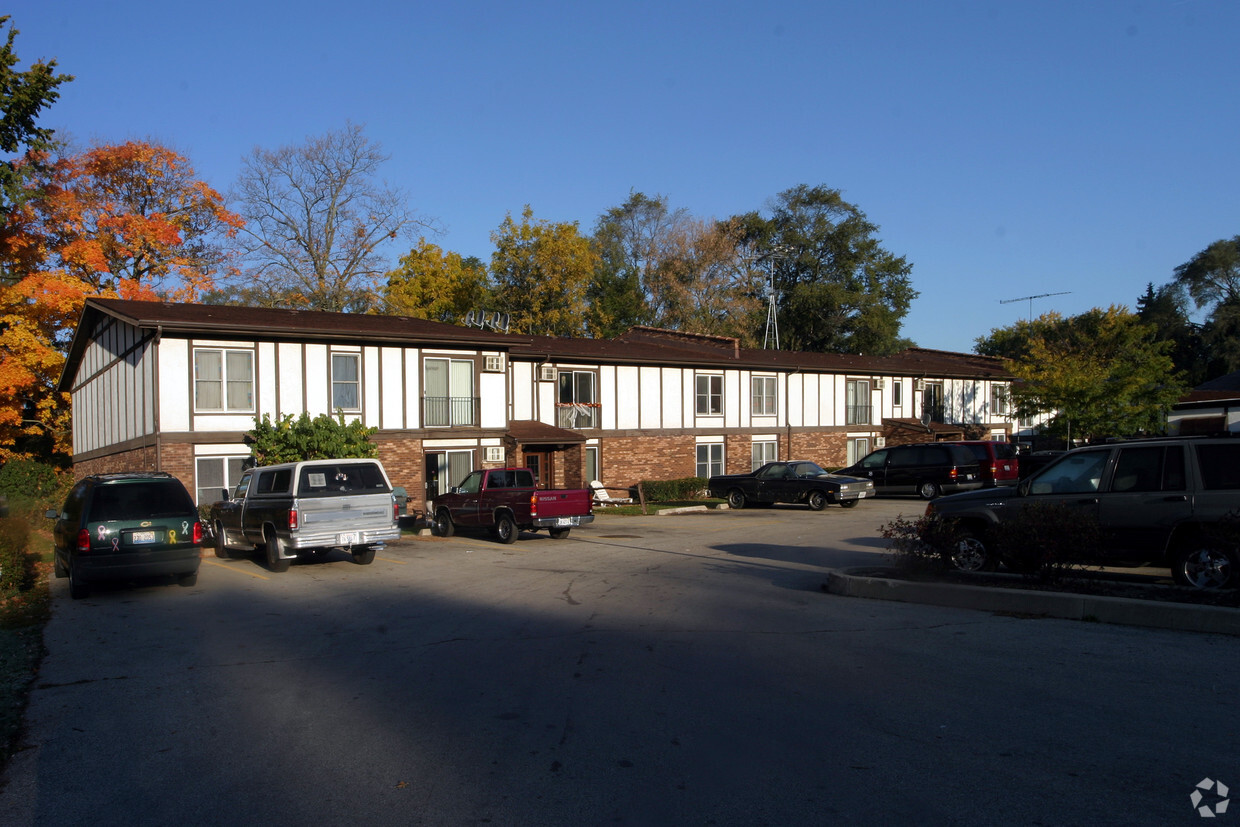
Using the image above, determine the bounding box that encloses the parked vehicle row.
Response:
[837,442,984,499]
[927,436,1240,589]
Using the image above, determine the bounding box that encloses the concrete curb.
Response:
[826,568,1240,636]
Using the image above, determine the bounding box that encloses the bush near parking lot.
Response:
[0,518,32,595]
[880,513,965,576]
[0,460,70,522]
[639,477,708,502]
[989,502,1103,584]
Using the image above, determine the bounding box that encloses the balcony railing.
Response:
[845,404,872,426]
[423,396,479,427]
[556,403,600,429]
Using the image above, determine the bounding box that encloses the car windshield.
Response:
[90,482,194,521]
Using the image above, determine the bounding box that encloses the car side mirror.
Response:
[219,488,231,502]
[45,509,59,520]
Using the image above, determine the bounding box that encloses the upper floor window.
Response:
[751,376,777,416]
[194,348,254,412]
[893,380,903,407]
[696,374,723,416]
[424,357,476,427]
[991,384,1009,416]
[557,370,599,428]
[331,352,361,412]
[846,379,871,425]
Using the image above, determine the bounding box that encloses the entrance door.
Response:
[525,450,555,489]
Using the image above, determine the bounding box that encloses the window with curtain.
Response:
[331,352,361,411]
[194,349,254,412]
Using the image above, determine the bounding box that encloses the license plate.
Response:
[131,530,158,544]
[856,491,868,498]
[338,532,359,545]
[555,517,573,527]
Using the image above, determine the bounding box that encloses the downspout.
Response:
[786,366,800,459]
[154,325,162,471]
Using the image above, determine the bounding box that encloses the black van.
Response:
[838,443,983,499]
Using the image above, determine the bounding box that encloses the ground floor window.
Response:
[696,442,724,478]
[427,450,475,500]
[847,438,870,466]
[196,456,248,505]
[751,440,777,470]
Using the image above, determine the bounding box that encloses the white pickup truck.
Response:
[209,458,401,572]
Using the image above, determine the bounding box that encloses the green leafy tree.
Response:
[490,206,597,336]
[589,191,686,336]
[976,307,1184,442]
[1170,236,1240,378]
[0,15,73,216]
[383,239,491,322]
[730,185,917,355]
[246,412,378,466]
[1135,282,1208,387]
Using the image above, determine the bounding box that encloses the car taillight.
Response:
[76,528,91,553]
[949,467,958,481]
[530,492,538,518]
[288,509,299,530]
[393,500,400,522]
[192,521,203,545]
[989,462,997,474]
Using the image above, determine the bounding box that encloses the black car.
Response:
[47,472,202,599]
[926,436,1240,588]
[837,443,982,499]
[708,461,875,510]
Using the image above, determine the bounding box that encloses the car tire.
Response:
[352,546,376,565]
[839,498,860,509]
[1172,544,1236,589]
[213,521,230,559]
[807,491,827,511]
[495,514,518,544]
[951,530,996,573]
[68,561,89,600]
[264,527,291,573]
[918,481,941,500]
[177,570,198,588]
[727,489,746,509]
[434,508,455,537]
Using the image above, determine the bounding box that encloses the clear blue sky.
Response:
[11,1,1239,353]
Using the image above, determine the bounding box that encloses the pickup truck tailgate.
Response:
[292,493,399,548]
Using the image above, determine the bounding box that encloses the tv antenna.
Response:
[999,291,1071,320]
[752,244,793,349]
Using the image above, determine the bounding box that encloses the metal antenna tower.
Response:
[760,244,794,349]
[999,291,1071,320]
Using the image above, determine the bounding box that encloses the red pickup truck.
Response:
[431,468,594,543]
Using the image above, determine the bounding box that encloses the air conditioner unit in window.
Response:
[914,379,925,392]
[539,365,557,382]
[873,378,885,390]
[874,437,886,448]
[484,355,504,372]
[485,446,504,463]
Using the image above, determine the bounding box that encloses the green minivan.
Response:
[48,472,202,599]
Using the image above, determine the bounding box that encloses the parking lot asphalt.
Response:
[4,500,1239,825]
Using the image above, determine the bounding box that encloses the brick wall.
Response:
[600,434,697,486]
[71,442,195,501]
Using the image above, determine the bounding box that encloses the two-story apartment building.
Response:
[58,299,1019,511]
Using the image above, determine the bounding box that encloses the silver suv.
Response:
[925,436,1240,588]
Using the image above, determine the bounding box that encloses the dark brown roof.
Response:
[59,299,1014,392]
[505,420,586,445]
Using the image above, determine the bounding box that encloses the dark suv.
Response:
[926,436,1240,588]
[838,442,982,499]
[940,440,1020,487]
[48,472,202,599]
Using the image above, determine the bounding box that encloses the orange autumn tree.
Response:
[0,141,242,462]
